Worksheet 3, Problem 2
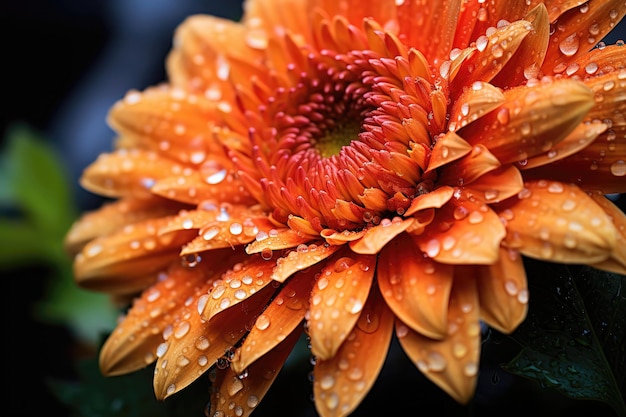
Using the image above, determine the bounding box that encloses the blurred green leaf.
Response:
[506,262,626,417]
[2,123,76,235]
[49,357,210,417]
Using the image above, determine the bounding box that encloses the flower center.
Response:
[315,119,361,158]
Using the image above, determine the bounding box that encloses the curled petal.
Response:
[405,186,455,217]
[425,132,473,173]
[271,242,340,282]
[437,145,501,188]
[397,272,481,404]
[308,249,376,360]
[378,234,453,339]
[99,263,217,376]
[313,285,394,417]
[245,227,313,254]
[463,165,524,204]
[209,328,302,417]
[413,191,506,265]
[350,218,415,254]
[460,78,594,165]
[448,82,505,132]
[476,248,528,334]
[498,181,617,264]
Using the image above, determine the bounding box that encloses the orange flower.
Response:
[65,0,626,416]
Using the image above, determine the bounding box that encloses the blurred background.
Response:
[1,2,624,417]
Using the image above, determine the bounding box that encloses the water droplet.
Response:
[425,239,441,257]
[255,314,271,330]
[229,223,242,235]
[320,374,335,390]
[182,253,201,268]
[426,351,447,372]
[468,211,484,224]
[610,160,626,176]
[453,343,468,358]
[247,395,259,408]
[476,35,488,52]
[559,33,579,56]
[333,257,356,272]
[504,280,518,296]
[464,362,478,377]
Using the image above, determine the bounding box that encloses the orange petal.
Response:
[313,285,394,417]
[405,186,455,217]
[437,145,501,190]
[463,165,524,204]
[107,86,227,163]
[150,168,256,206]
[476,248,528,334]
[541,0,626,73]
[498,180,617,264]
[321,229,366,246]
[526,0,586,22]
[425,132,473,173]
[73,216,196,294]
[232,267,318,373]
[378,234,454,339]
[64,197,183,255]
[588,193,626,274]
[245,226,313,254]
[308,249,376,360]
[208,328,302,417]
[414,190,506,265]
[349,218,415,254]
[396,272,481,404]
[520,121,607,170]
[449,20,532,93]
[99,262,217,376]
[460,78,594,165]
[396,0,461,67]
[462,0,530,47]
[447,82,505,133]
[271,242,341,283]
[201,255,277,321]
[549,44,626,79]
[153,286,272,400]
[490,3,550,87]
[80,150,181,198]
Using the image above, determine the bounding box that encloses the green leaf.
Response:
[505,261,626,417]
[49,356,210,417]
[2,123,76,235]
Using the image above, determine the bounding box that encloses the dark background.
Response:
[2,2,624,417]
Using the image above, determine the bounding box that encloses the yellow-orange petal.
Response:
[64,197,183,255]
[74,216,196,294]
[498,180,617,264]
[308,249,376,360]
[208,328,302,417]
[588,193,626,274]
[313,285,394,417]
[425,132,473,173]
[396,272,481,404]
[476,248,528,334]
[541,0,626,73]
[404,186,455,217]
[378,234,453,339]
[201,255,277,321]
[349,217,415,254]
[463,165,524,204]
[461,78,594,165]
[413,191,506,265]
[554,44,626,80]
[99,263,216,376]
[232,267,318,373]
[80,150,181,198]
[271,242,340,283]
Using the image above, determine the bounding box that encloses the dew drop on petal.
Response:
[610,160,626,176]
[255,314,271,330]
[427,351,447,372]
[559,33,579,56]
